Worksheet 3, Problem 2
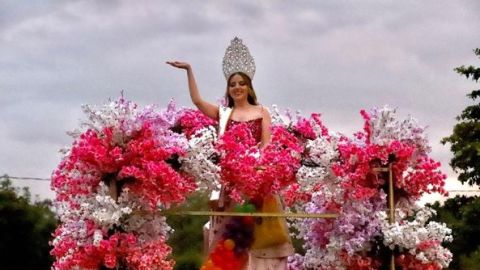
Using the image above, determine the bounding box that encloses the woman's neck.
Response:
[233,99,251,109]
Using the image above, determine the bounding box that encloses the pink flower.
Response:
[104,253,117,268]
[177,109,217,139]
[360,109,372,144]
[51,98,190,270]
[340,252,381,269]
[396,254,442,270]
[417,240,440,251]
[293,117,316,139]
[217,124,302,201]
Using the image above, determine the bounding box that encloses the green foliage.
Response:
[428,195,480,269]
[167,191,210,270]
[0,177,58,269]
[459,249,480,269]
[442,48,480,186]
[454,48,480,82]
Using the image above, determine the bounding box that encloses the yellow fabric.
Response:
[251,195,290,249]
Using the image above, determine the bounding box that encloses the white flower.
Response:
[366,106,430,155]
[93,230,103,246]
[379,206,453,267]
[270,104,291,127]
[180,126,221,191]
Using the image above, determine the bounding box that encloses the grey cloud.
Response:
[1,0,480,200]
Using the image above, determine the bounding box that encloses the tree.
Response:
[167,191,210,270]
[441,48,480,186]
[0,176,58,269]
[431,48,480,269]
[429,195,480,269]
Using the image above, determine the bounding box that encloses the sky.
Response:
[1,0,479,202]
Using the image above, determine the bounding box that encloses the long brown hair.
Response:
[225,72,258,108]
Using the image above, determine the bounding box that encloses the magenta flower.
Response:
[216,124,302,201]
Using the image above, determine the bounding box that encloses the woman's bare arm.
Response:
[166,61,219,119]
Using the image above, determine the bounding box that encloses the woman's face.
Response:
[228,74,249,103]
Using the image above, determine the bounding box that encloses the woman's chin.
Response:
[232,96,247,102]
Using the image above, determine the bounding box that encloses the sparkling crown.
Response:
[222,37,256,80]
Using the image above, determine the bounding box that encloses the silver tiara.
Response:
[222,37,256,80]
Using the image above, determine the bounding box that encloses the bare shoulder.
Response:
[258,105,271,122]
[258,105,271,117]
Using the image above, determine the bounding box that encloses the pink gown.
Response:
[207,118,294,270]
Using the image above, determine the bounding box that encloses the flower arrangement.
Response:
[50,98,452,270]
[271,106,339,207]
[216,122,302,202]
[333,107,447,201]
[379,207,453,269]
[50,97,195,270]
[177,109,221,191]
[289,106,452,270]
[175,108,218,139]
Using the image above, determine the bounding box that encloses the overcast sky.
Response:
[1,0,479,202]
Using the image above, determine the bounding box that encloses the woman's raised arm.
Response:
[166,61,219,119]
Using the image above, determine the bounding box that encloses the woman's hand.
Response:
[166,60,219,119]
[166,61,191,70]
[255,165,266,172]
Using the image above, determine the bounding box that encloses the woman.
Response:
[167,37,293,270]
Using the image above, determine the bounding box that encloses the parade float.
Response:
[50,97,452,270]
